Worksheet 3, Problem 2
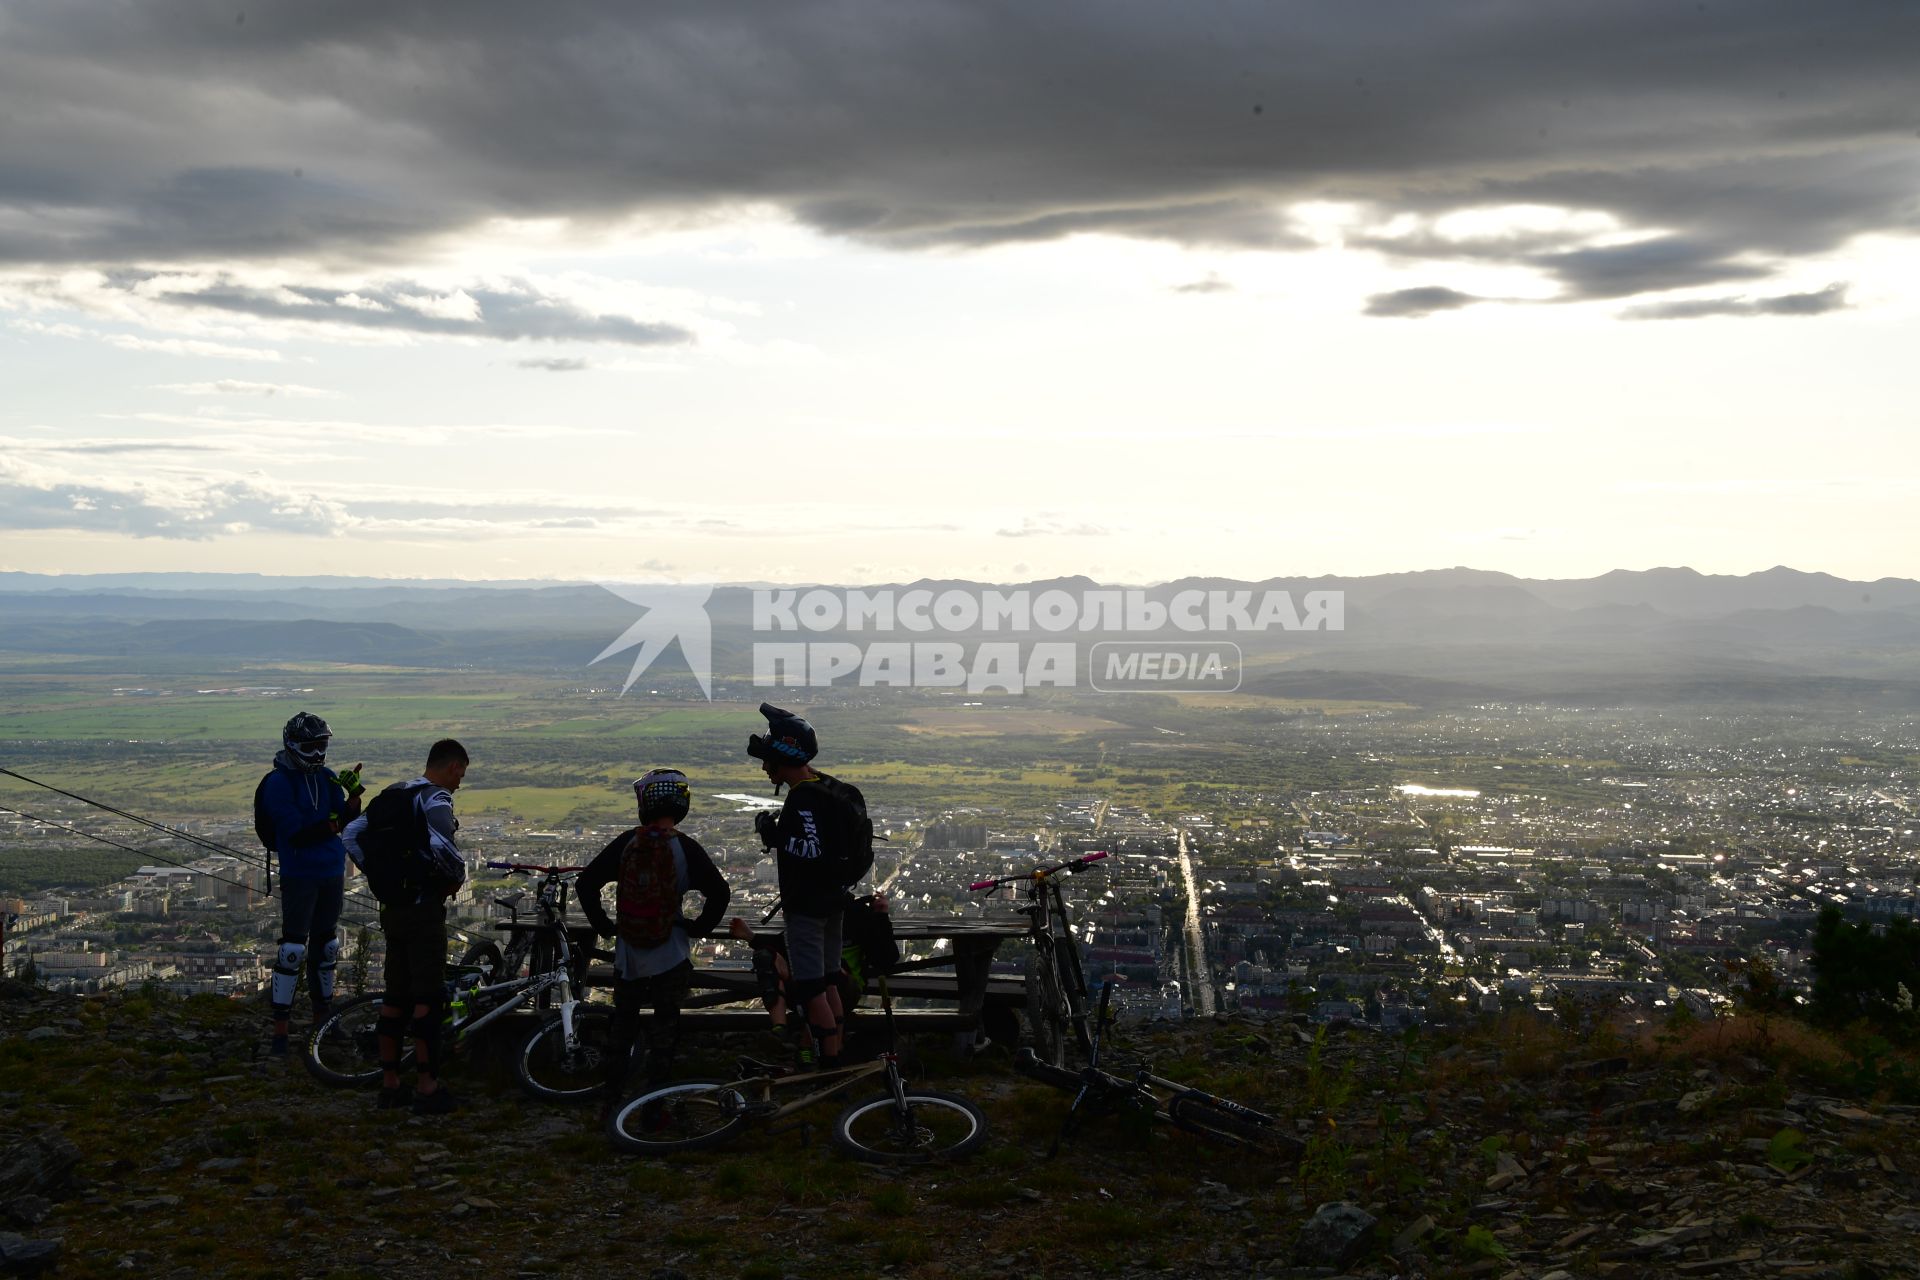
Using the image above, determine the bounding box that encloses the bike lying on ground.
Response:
[303,862,616,1103]
[606,979,988,1164]
[970,849,1107,1067]
[1015,976,1302,1159]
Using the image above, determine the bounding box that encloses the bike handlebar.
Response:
[485,861,587,875]
[968,850,1108,891]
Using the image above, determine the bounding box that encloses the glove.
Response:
[754,809,779,848]
[334,764,365,799]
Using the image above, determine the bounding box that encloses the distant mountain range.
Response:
[3,568,1918,705]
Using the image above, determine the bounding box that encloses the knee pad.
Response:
[270,940,305,1011]
[406,1000,442,1043]
[314,937,340,1001]
[790,974,833,1005]
[752,950,784,1008]
[375,1009,405,1065]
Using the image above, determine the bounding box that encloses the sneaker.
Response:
[377,1085,408,1111]
[411,1086,459,1116]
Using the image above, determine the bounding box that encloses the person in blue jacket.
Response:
[260,712,364,1055]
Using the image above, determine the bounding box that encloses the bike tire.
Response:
[457,939,503,978]
[831,1089,989,1164]
[303,993,405,1087]
[516,1005,618,1104]
[1168,1093,1302,1158]
[1012,1046,1085,1093]
[606,1081,749,1155]
[1024,942,1071,1068]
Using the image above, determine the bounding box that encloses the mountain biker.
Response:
[347,739,469,1114]
[577,769,729,1120]
[748,703,875,1071]
[258,712,364,1056]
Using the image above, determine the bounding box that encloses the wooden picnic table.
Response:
[581,913,1035,1047]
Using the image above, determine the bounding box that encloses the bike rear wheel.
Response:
[303,993,405,1087]
[517,1005,617,1104]
[456,939,503,978]
[607,1081,749,1154]
[831,1089,988,1164]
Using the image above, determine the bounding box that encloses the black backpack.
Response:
[252,772,278,852]
[810,774,875,887]
[356,781,435,906]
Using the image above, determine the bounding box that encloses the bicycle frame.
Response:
[730,967,921,1121]
[458,861,591,1039]
[713,1055,894,1129]
[971,850,1107,1062]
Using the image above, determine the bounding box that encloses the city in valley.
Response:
[8,652,1914,1041]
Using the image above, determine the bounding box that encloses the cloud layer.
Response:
[1,1,1913,313]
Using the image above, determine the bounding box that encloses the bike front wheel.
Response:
[1168,1093,1303,1159]
[607,1081,749,1154]
[1024,942,1071,1068]
[831,1089,989,1164]
[516,1005,617,1104]
[303,993,404,1087]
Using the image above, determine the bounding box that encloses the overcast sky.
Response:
[3,1,1917,584]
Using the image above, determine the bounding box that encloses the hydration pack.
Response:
[616,828,682,950]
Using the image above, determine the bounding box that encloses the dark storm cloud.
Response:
[1364,286,1483,318]
[2,1,1916,308]
[1621,282,1851,320]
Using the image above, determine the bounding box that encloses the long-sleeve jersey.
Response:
[577,827,729,979]
[261,761,354,881]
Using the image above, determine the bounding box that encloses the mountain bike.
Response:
[1015,976,1301,1159]
[969,850,1107,1067]
[606,980,988,1164]
[302,863,615,1103]
[458,862,599,999]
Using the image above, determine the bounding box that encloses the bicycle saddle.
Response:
[734,1055,796,1079]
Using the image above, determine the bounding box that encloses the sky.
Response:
[3,1,1918,586]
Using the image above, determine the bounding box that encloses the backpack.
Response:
[356,781,436,906]
[808,774,875,887]
[616,828,682,950]
[840,893,900,988]
[252,772,277,851]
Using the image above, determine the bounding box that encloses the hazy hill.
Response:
[4,568,1919,702]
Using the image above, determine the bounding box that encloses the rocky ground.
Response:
[3,978,1918,1279]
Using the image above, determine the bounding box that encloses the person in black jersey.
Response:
[747,704,874,1070]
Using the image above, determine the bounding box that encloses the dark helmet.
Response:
[282,712,331,770]
[634,768,691,824]
[747,702,817,766]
